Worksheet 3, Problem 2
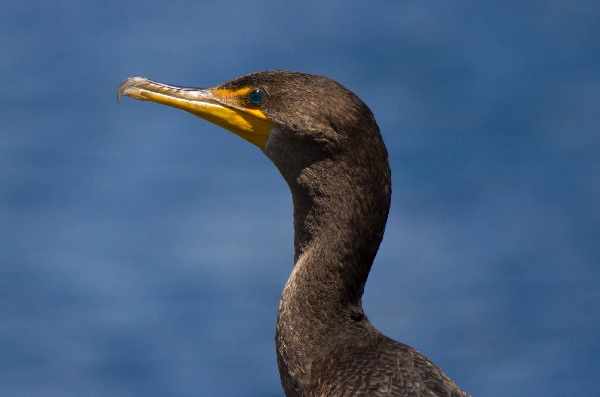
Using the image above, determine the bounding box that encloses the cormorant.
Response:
[117,71,471,397]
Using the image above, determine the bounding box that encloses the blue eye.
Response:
[248,89,265,105]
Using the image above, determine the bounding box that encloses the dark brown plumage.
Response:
[118,70,471,397]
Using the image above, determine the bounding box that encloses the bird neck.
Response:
[288,157,389,302]
[271,139,391,395]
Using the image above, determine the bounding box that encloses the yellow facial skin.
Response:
[117,77,275,149]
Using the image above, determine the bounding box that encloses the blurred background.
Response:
[1,1,599,396]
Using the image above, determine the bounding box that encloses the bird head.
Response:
[117,70,386,189]
[118,71,377,150]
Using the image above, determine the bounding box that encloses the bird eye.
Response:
[248,89,265,105]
